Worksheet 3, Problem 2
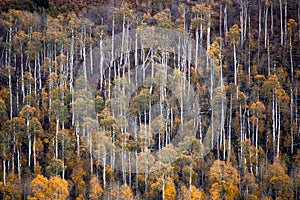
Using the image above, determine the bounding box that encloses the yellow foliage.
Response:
[30,174,69,200]
[180,185,191,200]
[48,176,69,199]
[89,176,103,200]
[190,185,207,200]
[164,179,176,200]
[209,182,221,200]
[3,173,22,200]
[76,194,85,200]
[120,183,133,200]
[207,161,239,200]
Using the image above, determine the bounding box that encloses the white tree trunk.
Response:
[17,147,21,180]
[234,43,237,85]
[228,94,232,160]
[290,34,294,82]
[291,87,294,154]
[255,117,258,176]
[277,106,281,158]
[55,117,59,159]
[272,92,275,156]
[62,121,65,179]
[280,0,283,45]
[264,4,268,48]
[102,154,106,188]
[284,0,287,47]
[27,117,31,167]
[33,134,36,173]
[3,148,6,185]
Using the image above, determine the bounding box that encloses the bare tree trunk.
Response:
[17,147,21,180]
[102,154,106,188]
[296,83,299,136]
[3,147,6,185]
[255,117,258,175]
[89,26,93,73]
[89,129,93,175]
[248,13,251,84]
[277,106,281,158]
[128,151,131,187]
[62,121,65,179]
[189,157,192,190]
[82,25,87,80]
[27,117,31,167]
[70,27,75,126]
[224,4,228,42]
[234,42,237,85]
[298,2,300,40]
[162,174,165,200]
[21,45,25,103]
[228,94,233,160]
[290,33,294,82]
[272,91,275,159]
[267,38,270,76]
[291,87,294,154]
[284,0,287,47]
[240,1,244,47]
[258,0,262,72]
[280,0,283,45]
[55,117,59,159]
[8,26,13,120]
[271,2,274,37]
[33,134,36,173]
[264,2,268,49]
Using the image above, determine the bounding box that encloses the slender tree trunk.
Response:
[8,67,12,120]
[27,117,31,167]
[248,12,251,84]
[224,4,228,42]
[234,42,237,85]
[277,106,281,158]
[280,0,283,45]
[255,117,258,175]
[162,174,165,200]
[284,0,287,47]
[298,2,300,40]
[102,154,106,188]
[17,147,21,180]
[272,92,275,158]
[290,34,294,82]
[258,0,262,72]
[33,134,36,173]
[240,103,243,168]
[264,3,268,49]
[82,25,87,81]
[89,26,93,73]
[8,26,13,120]
[228,94,233,160]
[271,2,274,37]
[240,1,244,47]
[21,45,25,103]
[128,151,131,187]
[3,148,6,185]
[296,83,299,136]
[189,156,192,190]
[55,117,59,159]
[195,26,199,72]
[90,129,93,175]
[291,87,294,154]
[70,27,75,125]
[267,38,270,76]
[62,121,65,179]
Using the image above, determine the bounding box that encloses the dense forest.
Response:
[0,0,300,199]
